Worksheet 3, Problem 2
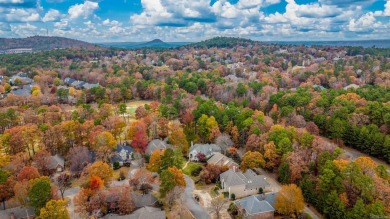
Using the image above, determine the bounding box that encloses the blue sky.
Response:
[0,0,389,42]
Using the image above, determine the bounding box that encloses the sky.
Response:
[0,0,389,42]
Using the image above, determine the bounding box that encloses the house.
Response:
[82,83,99,89]
[9,73,33,85]
[207,152,239,170]
[132,193,158,208]
[220,169,270,199]
[48,154,65,172]
[235,192,278,219]
[111,143,134,166]
[188,143,221,161]
[64,77,76,85]
[343,84,360,90]
[11,84,33,96]
[145,139,172,155]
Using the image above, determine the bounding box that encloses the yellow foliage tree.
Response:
[264,141,279,170]
[240,151,265,172]
[169,128,189,155]
[94,131,117,149]
[147,150,162,172]
[87,161,113,186]
[333,159,349,171]
[37,199,69,219]
[355,156,376,175]
[168,166,186,187]
[275,184,305,216]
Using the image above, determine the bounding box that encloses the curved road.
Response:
[183,175,211,219]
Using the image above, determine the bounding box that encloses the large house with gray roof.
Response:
[145,139,172,155]
[220,169,270,199]
[235,192,278,219]
[207,152,239,170]
[188,143,221,161]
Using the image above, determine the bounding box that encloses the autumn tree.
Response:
[168,127,189,155]
[32,150,53,176]
[37,199,70,219]
[17,166,40,181]
[87,161,113,186]
[127,120,147,140]
[88,176,104,191]
[157,117,169,139]
[147,150,162,172]
[160,166,186,197]
[275,184,305,217]
[200,164,228,184]
[240,151,265,172]
[132,130,148,154]
[263,141,279,170]
[117,186,134,214]
[129,168,153,191]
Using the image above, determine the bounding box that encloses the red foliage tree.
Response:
[132,131,148,154]
[17,166,40,181]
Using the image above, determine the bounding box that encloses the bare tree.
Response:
[67,146,92,176]
[165,186,183,210]
[55,172,72,199]
[209,196,227,219]
[215,134,233,154]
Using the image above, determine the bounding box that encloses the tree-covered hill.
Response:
[186,36,254,48]
[0,36,96,51]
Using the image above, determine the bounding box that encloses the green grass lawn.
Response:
[182,162,203,176]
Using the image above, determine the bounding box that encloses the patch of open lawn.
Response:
[182,162,203,176]
[111,166,130,181]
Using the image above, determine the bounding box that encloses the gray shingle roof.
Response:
[146,139,171,155]
[235,195,274,215]
[132,193,158,208]
[189,143,221,157]
[207,152,237,168]
[220,169,270,189]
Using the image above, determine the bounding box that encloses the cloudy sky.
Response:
[0,0,389,42]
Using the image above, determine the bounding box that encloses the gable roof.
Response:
[235,195,274,215]
[132,193,158,208]
[47,154,65,170]
[130,206,165,219]
[146,139,171,155]
[207,152,237,168]
[220,169,270,189]
[189,143,221,157]
[256,192,278,208]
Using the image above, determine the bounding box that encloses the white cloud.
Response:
[102,19,121,27]
[42,9,61,22]
[5,8,40,22]
[68,0,99,19]
[348,12,379,32]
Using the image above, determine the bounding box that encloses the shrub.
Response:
[113,162,120,170]
[259,187,264,194]
[118,170,126,181]
[231,193,236,200]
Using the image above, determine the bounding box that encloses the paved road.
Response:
[183,175,211,219]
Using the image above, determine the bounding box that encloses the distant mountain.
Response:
[0,36,95,51]
[99,39,189,49]
[187,37,254,48]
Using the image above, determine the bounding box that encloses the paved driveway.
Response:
[182,175,211,219]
